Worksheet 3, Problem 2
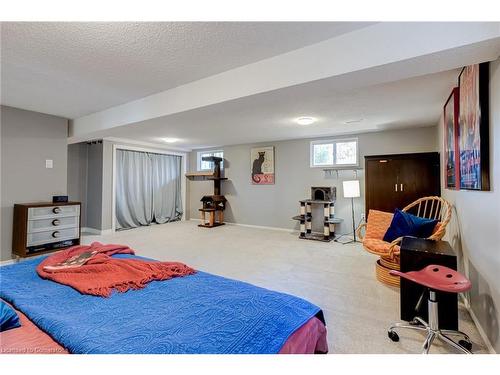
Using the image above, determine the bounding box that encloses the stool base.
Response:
[388,317,472,354]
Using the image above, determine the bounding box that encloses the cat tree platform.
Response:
[292,187,342,242]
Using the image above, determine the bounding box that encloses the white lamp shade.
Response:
[343,180,360,198]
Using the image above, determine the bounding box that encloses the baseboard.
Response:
[82,227,114,236]
[189,218,297,233]
[81,227,101,235]
[0,258,16,266]
[226,222,298,233]
[460,294,496,353]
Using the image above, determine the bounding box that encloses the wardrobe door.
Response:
[365,158,400,217]
[397,154,441,209]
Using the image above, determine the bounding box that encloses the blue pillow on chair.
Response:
[0,300,21,332]
[383,209,438,243]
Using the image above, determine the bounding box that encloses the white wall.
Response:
[438,58,500,352]
[1,106,68,261]
[188,126,439,234]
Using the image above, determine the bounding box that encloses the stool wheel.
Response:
[459,340,472,351]
[388,330,399,342]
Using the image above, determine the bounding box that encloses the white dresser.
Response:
[13,202,81,257]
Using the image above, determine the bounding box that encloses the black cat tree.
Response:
[186,156,227,228]
[292,187,343,242]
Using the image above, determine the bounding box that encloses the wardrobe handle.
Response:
[395,184,398,192]
[400,184,404,191]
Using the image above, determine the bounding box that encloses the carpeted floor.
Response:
[82,220,487,354]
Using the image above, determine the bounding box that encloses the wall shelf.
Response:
[322,167,364,179]
[185,172,215,179]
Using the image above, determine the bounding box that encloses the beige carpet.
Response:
[82,220,487,354]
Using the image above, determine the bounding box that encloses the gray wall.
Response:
[101,140,114,231]
[68,142,104,230]
[1,106,68,261]
[438,58,500,352]
[67,141,104,231]
[85,142,104,230]
[68,141,106,230]
[67,143,88,226]
[188,126,439,234]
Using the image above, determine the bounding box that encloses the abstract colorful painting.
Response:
[444,87,459,189]
[458,63,490,191]
[251,146,275,185]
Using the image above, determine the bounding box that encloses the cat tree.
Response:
[186,156,227,228]
[292,187,342,242]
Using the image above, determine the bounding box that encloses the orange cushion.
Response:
[363,238,401,256]
[365,209,394,240]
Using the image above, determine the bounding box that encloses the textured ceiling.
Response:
[0,22,373,118]
[97,68,460,149]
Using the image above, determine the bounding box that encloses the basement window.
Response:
[197,150,224,171]
[310,138,358,168]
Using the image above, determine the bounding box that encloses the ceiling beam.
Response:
[69,22,500,142]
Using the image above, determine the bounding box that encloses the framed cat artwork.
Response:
[251,146,275,185]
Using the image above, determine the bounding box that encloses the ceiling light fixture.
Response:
[162,138,178,143]
[296,117,317,126]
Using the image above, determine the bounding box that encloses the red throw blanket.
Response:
[36,242,196,297]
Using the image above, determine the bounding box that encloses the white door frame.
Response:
[112,144,188,232]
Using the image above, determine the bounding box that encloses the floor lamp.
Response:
[342,180,360,244]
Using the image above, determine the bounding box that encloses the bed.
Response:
[0,254,328,354]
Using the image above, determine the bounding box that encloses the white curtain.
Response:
[115,149,183,230]
[151,153,183,224]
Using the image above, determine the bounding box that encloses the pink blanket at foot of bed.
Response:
[279,316,328,354]
[0,302,68,354]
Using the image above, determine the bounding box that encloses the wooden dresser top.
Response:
[14,202,81,208]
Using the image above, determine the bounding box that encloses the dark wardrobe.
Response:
[364,152,441,217]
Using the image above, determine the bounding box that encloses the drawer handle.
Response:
[52,231,61,238]
[53,207,61,214]
[52,219,61,226]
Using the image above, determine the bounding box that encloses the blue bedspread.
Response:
[0,255,322,354]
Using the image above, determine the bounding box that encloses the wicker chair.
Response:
[357,196,452,287]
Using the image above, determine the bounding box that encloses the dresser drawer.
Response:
[28,205,80,220]
[28,216,79,233]
[27,227,80,247]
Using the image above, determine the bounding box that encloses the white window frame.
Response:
[197,150,224,171]
[310,138,359,168]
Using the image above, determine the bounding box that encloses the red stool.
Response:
[388,265,473,354]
